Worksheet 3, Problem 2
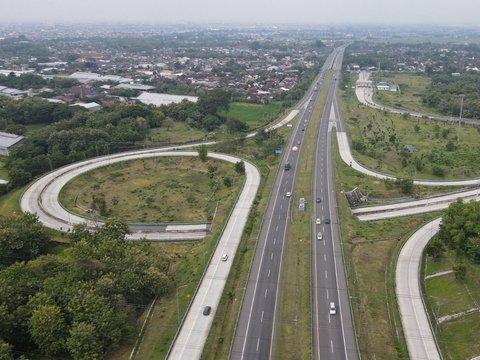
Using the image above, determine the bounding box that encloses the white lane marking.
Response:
[280,204,283,210]
[278,214,281,220]
[325,271,328,279]
[275,225,279,232]
[271,253,274,260]
[327,289,329,299]
[257,338,260,352]
[324,254,327,262]
[329,314,331,324]
[273,237,276,245]
[331,340,334,353]
[261,311,264,323]
[268,269,271,278]
[265,289,268,298]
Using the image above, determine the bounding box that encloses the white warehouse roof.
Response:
[135,92,198,107]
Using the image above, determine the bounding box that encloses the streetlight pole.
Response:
[176,284,188,326]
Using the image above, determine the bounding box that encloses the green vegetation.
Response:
[438,199,480,263]
[0,217,172,360]
[60,157,243,223]
[0,158,8,180]
[219,101,283,130]
[374,73,435,114]
[341,72,480,180]
[334,132,442,359]
[275,72,333,360]
[424,246,480,359]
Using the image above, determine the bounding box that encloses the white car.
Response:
[329,302,336,315]
[221,254,228,262]
[316,218,321,225]
[317,232,323,240]
[286,191,291,198]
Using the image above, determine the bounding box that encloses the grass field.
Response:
[342,74,480,180]
[60,157,243,223]
[373,73,436,115]
[334,134,442,359]
[145,121,209,145]
[0,158,8,180]
[424,250,480,359]
[220,101,284,130]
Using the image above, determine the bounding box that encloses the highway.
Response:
[231,47,358,360]
[311,49,358,360]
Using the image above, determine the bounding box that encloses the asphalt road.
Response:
[231,47,358,360]
[311,48,358,360]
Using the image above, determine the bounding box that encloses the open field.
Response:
[373,73,436,115]
[60,157,243,223]
[220,101,284,130]
[342,74,480,180]
[145,121,209,145]
[424,250,480,359]
[334,134,442,359]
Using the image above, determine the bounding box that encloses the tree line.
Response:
[0,214,172,360]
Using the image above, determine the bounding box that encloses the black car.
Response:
[316,197,321,203]
[324,218,330,224]
[203,306,211,316]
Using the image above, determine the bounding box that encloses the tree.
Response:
[396,178,413,194]
[0,212,50,265]
[0,339,14,360]
[453,264,467,281]
[426,238,444,261]
[234,161,245,175]
[197,88,231,115]
[66,321,102,360]
[226,118,247,132]
[29,304,67,355]
[198,144,208,162]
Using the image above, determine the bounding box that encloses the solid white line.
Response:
[327,95,349,360]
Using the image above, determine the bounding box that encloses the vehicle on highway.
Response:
[297,140,301,145]
[203,306,212,316]
[284,163,291,170]
[317,232,323,240]
[286,191,291,198]
[316,197,321,203]
[221,254,228,262]
[324,218,330,224]
[301,128,305,131]
[316,218,321,225]
[329,302,336,315]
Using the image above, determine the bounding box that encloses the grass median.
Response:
[274,71,333,360]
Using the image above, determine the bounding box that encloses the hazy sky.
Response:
[1,0,479,25]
